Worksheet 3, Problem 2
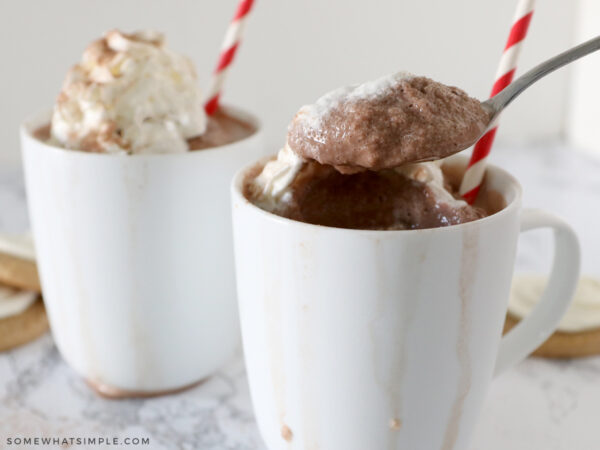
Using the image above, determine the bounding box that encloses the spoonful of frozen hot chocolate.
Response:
[287,73,488,173]
[288,35,600,173]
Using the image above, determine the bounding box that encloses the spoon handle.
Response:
[485,35,600,117]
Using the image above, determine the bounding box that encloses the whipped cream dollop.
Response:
[254,144,304,200]
[395,161,467,208]
[50,30,207,154]
[509,275,600,333]
[0,233,38,320]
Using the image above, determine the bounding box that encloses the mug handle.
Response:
[494,208,581,375]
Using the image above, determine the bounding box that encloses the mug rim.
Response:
[20,104,262,160]
[231,154,523,235]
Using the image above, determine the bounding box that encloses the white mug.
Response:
[231,156,580,450]
[21,106,264,397]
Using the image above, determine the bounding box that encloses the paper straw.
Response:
[459,0,536,203]
[204,0,255,115]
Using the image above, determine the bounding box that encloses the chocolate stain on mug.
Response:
[442,226,479,450]
[369,237,429,449]
[65,163,101,384]
[263,231,289,440]
[298,238,320,448]
[126,160,151,390]
[87,162,153,396]
[369,241,400,448]
[387,240,427,450]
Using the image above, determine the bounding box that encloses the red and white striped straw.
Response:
[204,0,255,115]
[459,0,536,204]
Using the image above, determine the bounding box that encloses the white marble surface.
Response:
[1,144,600,450]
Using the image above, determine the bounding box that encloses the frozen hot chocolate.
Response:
[46,30,254,154]
[187,109,255,151]
[287,72,490,173]
[246,159,489,230]
[246,72,499,230]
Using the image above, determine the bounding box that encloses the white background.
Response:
[0,0,579,166]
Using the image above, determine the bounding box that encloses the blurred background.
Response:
[0,0,597,167]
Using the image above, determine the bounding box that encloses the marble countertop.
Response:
[1,143,600,450]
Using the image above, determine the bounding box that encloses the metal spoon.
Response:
[395,36,600,166]
[480,34,600,136]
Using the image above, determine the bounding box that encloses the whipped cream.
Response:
[254,144,304,200]
[51,30,206,154]
[509,275,600,333]
[396,161,467,209]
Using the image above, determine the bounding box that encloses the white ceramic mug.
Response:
[231,157,580,450]
[21,106,264,397]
